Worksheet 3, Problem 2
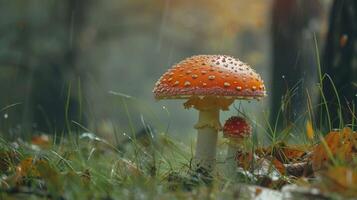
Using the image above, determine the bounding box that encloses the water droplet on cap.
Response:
[208,75,215,80]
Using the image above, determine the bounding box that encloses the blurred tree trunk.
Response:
[321,0,357,129]
[30,0,90,133]
[270,0,322,130]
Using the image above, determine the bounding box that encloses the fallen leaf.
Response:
[321,166,357,197]
[36,159,62,195]
[235,151,254,170]
[31,134,50,148]
[264,142,308,164]
[16,157,39,179]
[272,158,285,175]
[312,127,357,171]
[279,147,307,163]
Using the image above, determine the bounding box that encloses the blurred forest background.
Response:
[0,0,355,143]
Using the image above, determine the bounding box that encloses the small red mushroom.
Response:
[223,116,252,150]
[223,116,252,140]
[223,116,254,176]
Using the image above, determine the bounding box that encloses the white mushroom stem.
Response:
[226,139,244,160]
[193,108,221,171]
[225,139,245,177]
[226,143,238,160]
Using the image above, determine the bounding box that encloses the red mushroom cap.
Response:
[153,55,266,100]
[223,116,252,139]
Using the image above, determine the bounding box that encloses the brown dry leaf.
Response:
[312,127,357,171]
[31,134,51,148]
[257,142,308,164]
[14,157,38,185]
[272,158,285,175]
[15,157,59,181]
[321,166,357,197]
[235,151,254,170]
[36,159,62,195]
[12,157,63,196]
[279,146,307,163]
[15,157,40,179]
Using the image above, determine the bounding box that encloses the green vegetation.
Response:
[0,89,356,199]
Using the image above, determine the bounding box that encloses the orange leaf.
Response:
[273,143,307,164]
[322,166,357,196]
[272,158,285,175]
[235,151,254,170]
[16,157,40,180]
[312,127,357,171]
[31,134,50,148]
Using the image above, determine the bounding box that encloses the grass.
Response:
[0,88,355,199]
[1,123,266,199]
[0,95,355,200]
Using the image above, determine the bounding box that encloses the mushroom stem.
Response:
[224,145,238,177]
[225,139,246,177]
[226,143,238,160]
[226,139,244,160]
[193,108,220,171]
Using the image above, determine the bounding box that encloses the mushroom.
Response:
[153,55,266,174]
[223,116,252,152]
[223,116,253,175]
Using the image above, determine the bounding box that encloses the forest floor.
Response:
[0,123,357,199]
